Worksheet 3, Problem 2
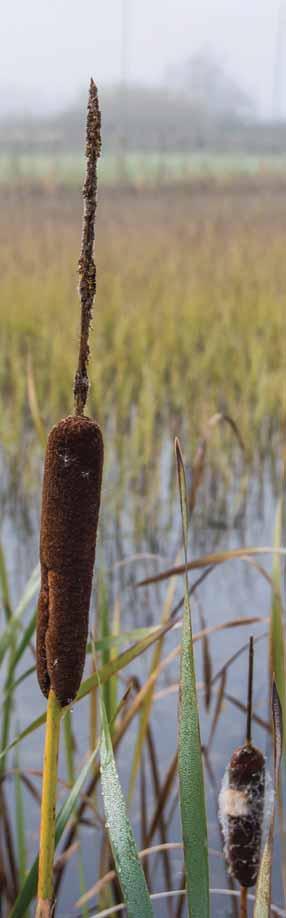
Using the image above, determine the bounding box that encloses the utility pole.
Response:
[272,1,286,119]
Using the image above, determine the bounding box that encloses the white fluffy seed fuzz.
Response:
[219,787,248,818]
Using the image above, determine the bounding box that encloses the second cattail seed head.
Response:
[219,742,265,887]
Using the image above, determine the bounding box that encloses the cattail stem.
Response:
[36,690,62,917]
[239,885,248,917]
[246,635,254,745]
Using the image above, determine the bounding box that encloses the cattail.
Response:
[36,79,103,709]
[219,637,266,889]
[36,415,103,706]
[219,742,265,887]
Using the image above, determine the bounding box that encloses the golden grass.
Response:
[1,182,286,486]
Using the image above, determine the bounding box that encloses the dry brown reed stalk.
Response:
[36,79,103,708]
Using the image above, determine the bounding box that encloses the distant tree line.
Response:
[1,53,286,157]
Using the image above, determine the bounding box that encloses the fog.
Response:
[1,0,286,117]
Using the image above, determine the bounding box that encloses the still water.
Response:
[1,444,285,917]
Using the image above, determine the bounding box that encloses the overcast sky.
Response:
[2,0,286,116]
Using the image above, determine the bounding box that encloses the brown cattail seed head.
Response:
[219,743,265,888]
[36,415,103,706]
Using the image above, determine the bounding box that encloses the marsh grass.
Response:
[0,181,286,506]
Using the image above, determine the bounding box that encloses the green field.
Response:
[1,150,286,186]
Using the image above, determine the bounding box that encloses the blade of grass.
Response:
[10,739,99,918]
[195,596,212,710]
[189,412,244,517]
[15,564,41,621]
[9,611,37,673]
[62,709,89,916]
[1,619,18,778]
[0,565,40,668]
[254,681,283,918]
[176,437,209,918]
[1,785,19,901]
[14,751,28,898]
[63,711,76,786]
[145,752,178,847]
[140,753,150,889]
[146,725,173,895]
[270,496,286,750]
[269,489,286,904]
[137,547,286,588]
[1,610,37,778]
[26,353,46,449]
[75,843,183,910]
[53,646,185,899]
[99,688,154,917]
[128,554,180,802]
[109,593,121,731]
[0,542,13,621]
[99,573,116,727]
[7,666,36,697]
[87,626,161,654]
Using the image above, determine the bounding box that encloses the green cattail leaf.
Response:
[176,438,210,918]
[15,564,41,621]
[9,612,37,671]
[10,740,99,918]
[14,751,28,895]
[0,542,13,621]
[76,618,174,705]
[109,593,121,728]
[254,836,274,918]
[270,496,286,753]
[90,625,160,652]
[269,488,286,916]
[7,665,36,697]
[99,573,115,725]
[254,681,283,918]
[99,690,154,918]
[63,710,76,785]
[0,566,40,668]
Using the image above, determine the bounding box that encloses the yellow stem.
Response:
[36,690,62,916]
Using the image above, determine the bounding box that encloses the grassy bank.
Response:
[0,180,286,490]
